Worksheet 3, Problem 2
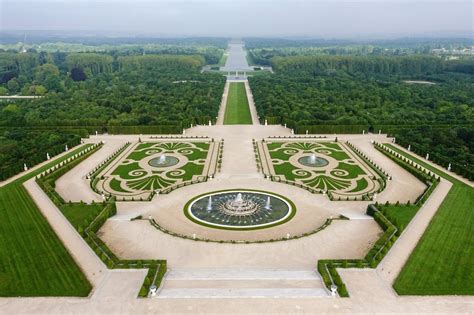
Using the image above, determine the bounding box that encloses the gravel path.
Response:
[56,139,124,202]
[4,125,471,312]
[377,178,452,283]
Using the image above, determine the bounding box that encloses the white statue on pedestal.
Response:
[149,285,158,297]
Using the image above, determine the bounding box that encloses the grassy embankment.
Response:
[0,145,93,297]
[386,144,473,295]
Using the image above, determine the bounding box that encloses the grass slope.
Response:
[224,82,252,125]
[0,146,93,296]
[386,144,474,295]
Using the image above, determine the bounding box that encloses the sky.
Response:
[0,0,472,38]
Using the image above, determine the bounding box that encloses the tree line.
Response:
[0,128,82,181]
[0,50,225,179]
[248,55,473,179]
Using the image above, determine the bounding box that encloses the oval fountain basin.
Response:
[186,190,295,230]
[149,156,179,167]
[298,155,329,167]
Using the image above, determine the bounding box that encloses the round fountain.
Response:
[148,154,179,167]
[186,190,295,229]
[298,153,329,167]
[220,193,261,216]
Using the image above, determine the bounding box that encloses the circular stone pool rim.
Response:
[148,156,179,168]
[297,155,329,167]
[183,189,297,231]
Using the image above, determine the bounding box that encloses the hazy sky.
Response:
[1,0,472,38]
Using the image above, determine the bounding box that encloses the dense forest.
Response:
[0,52,225,127]
[244,37,473,50]
[271,55,445,77]
[0,128,83,180]
[249,55,474,178]
[0,48,225,179]
[245,37,473,66]
[394,126,473,179]
[1,39,473,181]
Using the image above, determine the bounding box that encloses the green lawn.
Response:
[60,203,104,230]
[223,82,252,124]
[0,145,93,296]
[386,144,474,295]
[102,141,211,196]
[380,204,420,229]
[218,53,228,67]
[266,141,373,194]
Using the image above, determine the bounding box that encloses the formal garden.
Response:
[259,140,386,200]
[0,37,472,307]
[95,141,220,200]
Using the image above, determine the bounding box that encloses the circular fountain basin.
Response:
[148,156,179,167]
[185,190,296,230]
[298,155,329,167]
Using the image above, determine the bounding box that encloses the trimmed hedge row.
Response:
[36,143,103,208]
[35,146,167,298]
[106,125,181,135]
[317,142,440,297]
[374,143,440,208]
[296,124,368,135]
[0,129,86,181]
[88,142,131,198]
[149,216,338,244]
[393,137,473,181]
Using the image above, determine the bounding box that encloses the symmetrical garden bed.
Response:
[260,140,386,200]
[95,140,219,200]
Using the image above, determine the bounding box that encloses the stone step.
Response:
[163,279,324,289]
[165,269,321,281]
[155,269,330,298]
[156,287,329,299]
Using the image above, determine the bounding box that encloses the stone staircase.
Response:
[155,269,330,299]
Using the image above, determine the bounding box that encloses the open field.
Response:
[223,82,252,125]
[386,144,474,295]
[0,145,93,297]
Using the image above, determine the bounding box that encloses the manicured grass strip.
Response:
[223,82,252,124]
[379,204,419,229]
[385,144,474,295]
[0,145,93,296]
[61,203,104,231]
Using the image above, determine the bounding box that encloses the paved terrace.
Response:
[2,75,473,312]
